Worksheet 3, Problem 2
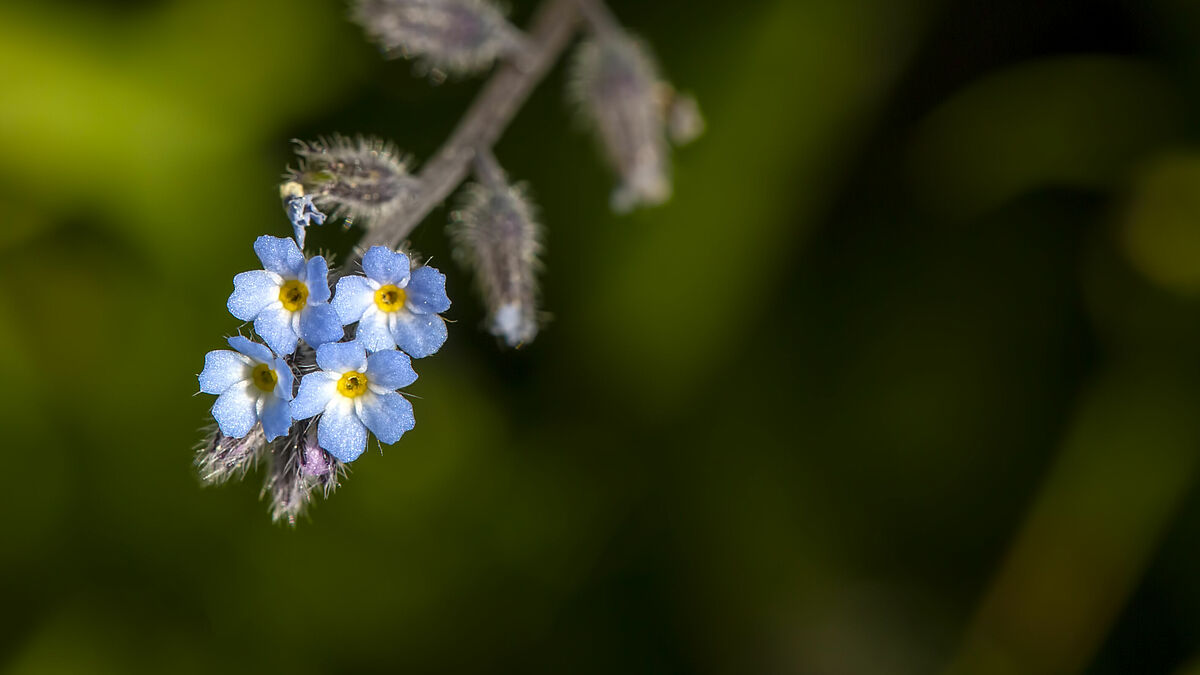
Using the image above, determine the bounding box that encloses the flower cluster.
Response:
[197,0,698,523]
[196,204,450,523]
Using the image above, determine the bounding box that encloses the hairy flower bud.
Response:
[196,425,267,485]
[570,33,671,213]
[450,167,542,347]
[353,0,524,77]
[262,426,343,525]
[299,435,337,478]
[286,135,419,226]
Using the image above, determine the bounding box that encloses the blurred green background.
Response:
[4,0,1200,672]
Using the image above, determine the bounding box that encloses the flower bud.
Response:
[570,33,671,213]
[196,425,266,485]
[450,171,542,347]
[262,427,342,525]
[353,0,523,77]
[664,90,704,146]
[286,135,419,226]
[299,436,336,478]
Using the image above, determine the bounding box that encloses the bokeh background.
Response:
[4,0,1200,672]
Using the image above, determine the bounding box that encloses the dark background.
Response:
[3,0,1200,673]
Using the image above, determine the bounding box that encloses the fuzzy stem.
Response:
[360,0,581,251]
[472,148,507,188]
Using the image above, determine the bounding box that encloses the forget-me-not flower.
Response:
[199,336,295,441]
[290,341,417,462]
[331,246,451,358]
[228,235,344,355]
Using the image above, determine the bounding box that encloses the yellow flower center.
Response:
[337,371,369,398]
[251,363,278,393]
[279,280,309,312]
[374,284,407,313]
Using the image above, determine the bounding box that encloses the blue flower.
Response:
[331,246,451,358]
[286,194,326,248]
[227,235,344,355]
[289,341,418,462]
[198,336,295,441]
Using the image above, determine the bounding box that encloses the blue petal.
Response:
[292,221,307,249]
[291,371,338,420]
[355,310,396,353]
[362,246,411,286]
[366,349,418,390]
[305,256,331,303]
[305,200,327,226]
[405,266,451,315]
[255,306,299,356]
[273,355,294,401]
[298,304,344,348]
[260,395,293,442]
[254,235,306,278]
[227,336,273,364]
[199,350,250,394]
[315,341,368,373]
[331,276,375,325]
[318,399,369,462]
[287,195,325,232]
[228,270,280,322]
[357,392,414,445]
[212,381,259,438]
[389,311,448,359]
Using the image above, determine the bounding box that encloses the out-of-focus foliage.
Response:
[4,0,1200,674]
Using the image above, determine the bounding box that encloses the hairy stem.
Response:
[360,0,582,251]
[472,147,507,188]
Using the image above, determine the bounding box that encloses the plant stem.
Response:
[472,148,507,188]
[360,0,582,251]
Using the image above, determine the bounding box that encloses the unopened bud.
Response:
[353,0,524,77]
[450,165,542,347]
[262,427,341,525]
[196,425,266,485]
[287,135,419,226]
[570,33,671,213]
[299,437,336,478]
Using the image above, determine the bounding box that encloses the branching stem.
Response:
[360,0,584,252]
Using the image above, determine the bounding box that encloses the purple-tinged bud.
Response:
[299,436,336,478]
[286,135,419,226]
[353,0,524,77]
[450,160,542,347]
[570,32,671,213]
[195,425,266,485]
[262,426,343,525]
